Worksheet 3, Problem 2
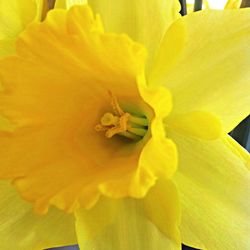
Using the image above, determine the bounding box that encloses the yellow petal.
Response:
[75,197,118,242]
[0,0,37,39]
[225,0,242,9]
[148,16,187,82]
[168,130,250,249]
[143,179,181,242]
[167,111,222,140]
[225,134,250,169]
[0,0,44,57]
[75,197,181,250]
[88,0,181,66]
[0,181,77,249]
[150,9,250,133]
[55,0,87,9]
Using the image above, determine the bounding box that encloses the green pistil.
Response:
[127,127,147,137]
[119,131,142,141]
[119,114,148,140]
[95,92,149,141]
[128,115,148,127]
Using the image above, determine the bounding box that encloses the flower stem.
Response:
[194,0,203,11]
[179,0,187,16]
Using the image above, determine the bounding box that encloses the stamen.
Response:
[128,116,148,127]
[101,113,119,126]
[95,92,148,141]
[127,127,147,137]
[105,113,129,138]
[109,91,124,116]
[119,131,142,141]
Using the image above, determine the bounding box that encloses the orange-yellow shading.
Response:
[0,5,177,214]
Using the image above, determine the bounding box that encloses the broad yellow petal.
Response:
[0,0,44,57]
[75,197,118,242]
[143,179,181,242]
[168,131,250,249]
[88,0,181,66]
[225,134,250,169]
[225,0,242,9]
[0,0,37,39]
[167,111,222,140]
[75,196,181,250]
[150,9,250,133]
[0,181,77,250]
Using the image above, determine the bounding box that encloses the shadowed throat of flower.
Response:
[0,5,177,214]
[95,91,149,141]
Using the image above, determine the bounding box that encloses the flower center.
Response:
[95,92,148,141]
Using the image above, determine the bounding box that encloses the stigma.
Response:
[95,92,148,141]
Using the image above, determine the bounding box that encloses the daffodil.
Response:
[0,1,249,250]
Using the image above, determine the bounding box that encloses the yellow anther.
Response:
[109,91,124,116]
[95,124,107,132]
[101,113,119,126]
[95,92,148,141]
[105,113,130,138]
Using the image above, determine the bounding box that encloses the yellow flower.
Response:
[0,1,250,250]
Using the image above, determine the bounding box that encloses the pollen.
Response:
[95,92,148,141]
